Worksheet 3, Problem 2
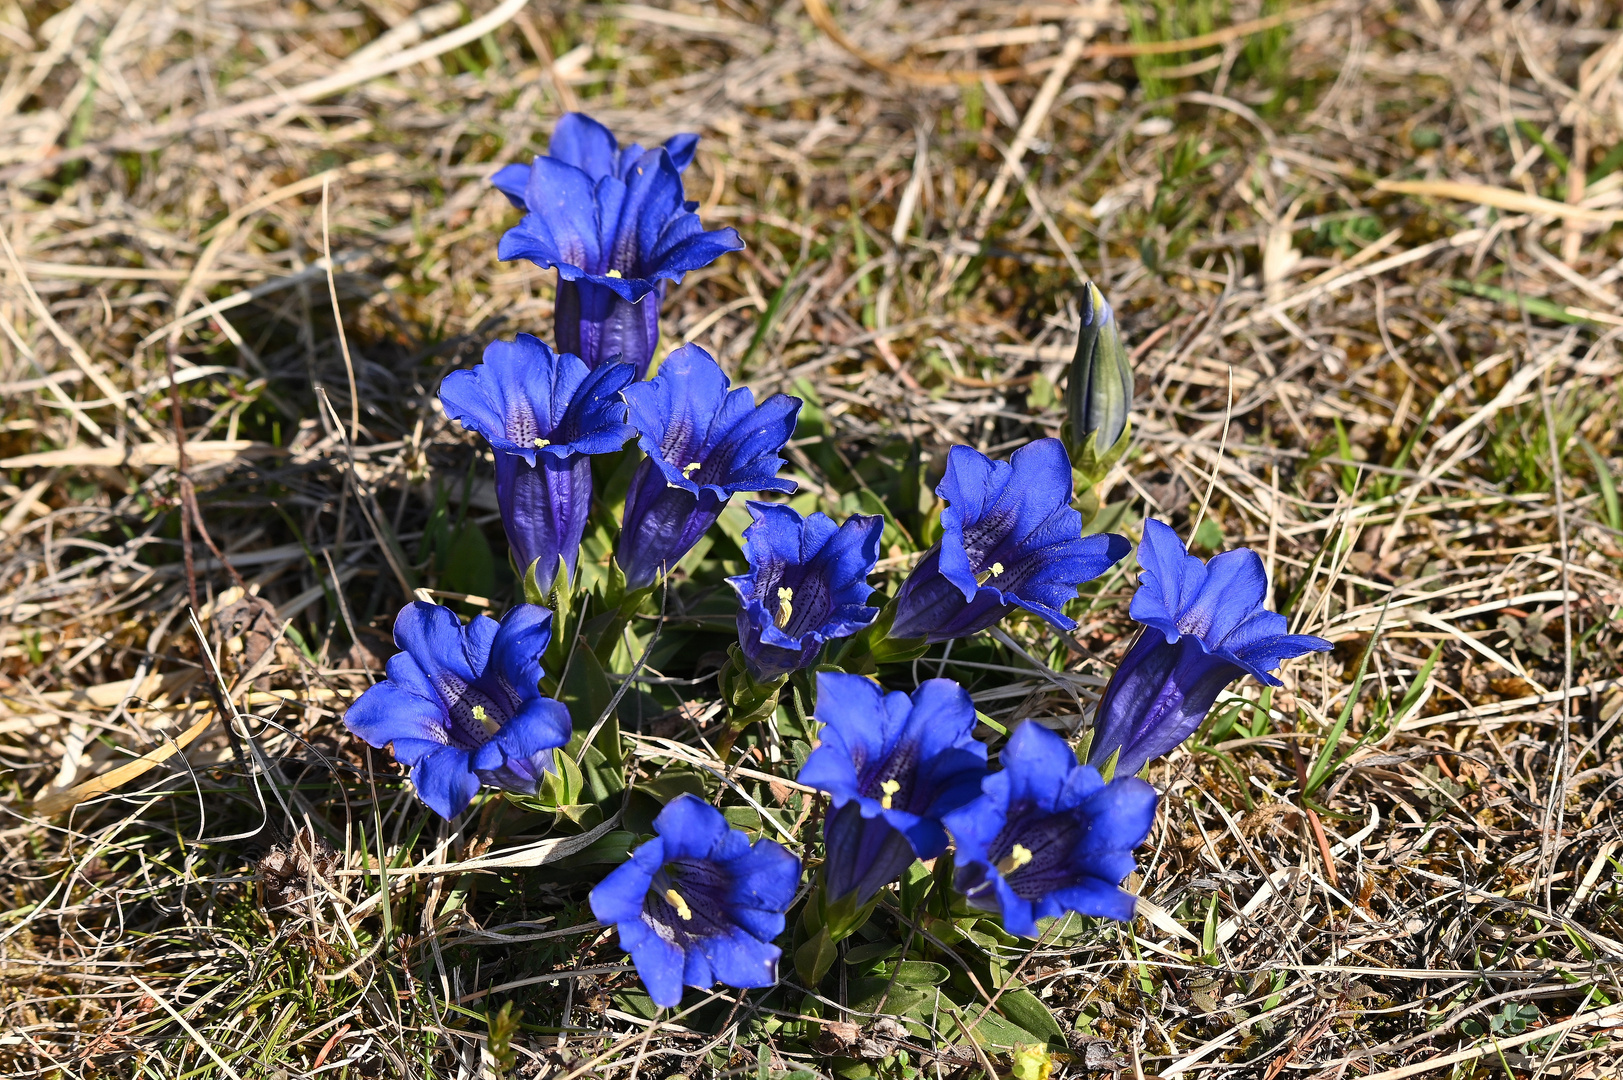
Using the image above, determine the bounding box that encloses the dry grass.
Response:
[2,0,1622,1077]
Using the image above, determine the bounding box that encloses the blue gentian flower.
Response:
[494,116,742,378]
[944,721,1157,937]
[619,345,800,589]
[798,673,988,905]
[1088,519,1332,778]
[343,601,570,820]
[890,439,1130,642]
[590,793,800,1008]
[727,503,883,682]
[439,334,635,593]
[490,112,698,202]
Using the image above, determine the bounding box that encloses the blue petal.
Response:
[654,793,732,860]
[555,279,663,376]
[991,874,1040,938]
[343,678,448,758]
[590,838,663,924]
[393,601,483,687]
[548,112,622,179]
[941,773,1011,864]
[439,334,592,462]
[1041,878,1139,923]
[663,132,699,171]
[797,672,884,800]
[998,722,1077,815]
[647,225,746,280]
[411,745,480,819]
[477,603,552,703]
[702,928,782,990]
[726,836,801,913]
[552,359,636,454]
[494,453,593,594]
[490,162,529,207]
[625,344,733,490]
[1229,626,1332,681]
[1130,519,1209,642]
[1182,547,1269,642]
[628,928,688,1008]
[521,156,604,269]
[616,149,686,273]
[1079,776,1159,856]
[483,697,571,775]
[696,392,800,499]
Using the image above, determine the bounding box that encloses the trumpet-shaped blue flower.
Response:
[1088,519,1332,778]
[727,503,883,682]
[619,345,801,589]
[891,439,1130,642]
[799,673,988,905]
[344,601,570,820]
[495,116,742,378]
[490,112,698,202]
[590,794,800,1008]
[944,722,1157,937]
[439,334,635,593]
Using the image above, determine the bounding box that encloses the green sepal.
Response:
[1063,419,1132,494]
[718,644,787,732]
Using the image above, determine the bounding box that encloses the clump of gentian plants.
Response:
[344,113,1331,1026]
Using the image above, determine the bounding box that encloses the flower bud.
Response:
[1064,282,1132,471]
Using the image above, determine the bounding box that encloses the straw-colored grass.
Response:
[2,1,1621,1077]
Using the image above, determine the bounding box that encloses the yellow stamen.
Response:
[977,561,1006,586]
[606,268,623,278]
[997,844,1033,876]
[775,586,794,628]
[879,779,900,810]
[990,561,1005,577]
[682,461,702,478]
[472,703,499,735]
[533,437,549,448]
[665,888,692,921]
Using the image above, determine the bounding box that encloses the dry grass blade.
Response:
[2,0,1621,1077]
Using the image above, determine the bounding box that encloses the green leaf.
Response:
[876,960,950,986]
[558,639,614,734]
[843,941,900,967]
[847,978,931,1018]
[794,926,838,986]
[440,519,495,602]
[996,989,1063,1042]
[944,1002,1032,1050]
[1580,437,1621,533]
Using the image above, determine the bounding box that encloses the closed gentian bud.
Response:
[944,722,1157,937]
[798,673,988,909]
[439,334,636,595]
[495,115,742,379]
[619,345,800,590]
[343,601,571,820]
[590,794,800,1008]
[1087,520,1332,779]
[727,503,883,682]
[889,439,1130,642]
[1064,282,1132,481]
